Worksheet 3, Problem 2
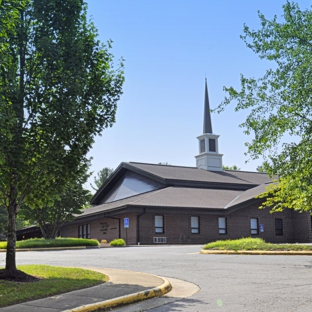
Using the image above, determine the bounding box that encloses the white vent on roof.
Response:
[153,237,167,243]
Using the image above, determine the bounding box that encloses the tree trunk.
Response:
[38,221,49,239]
[5,205,17,272]
[50,219,62,239]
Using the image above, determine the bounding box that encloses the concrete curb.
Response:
[63,276,172,312]
[200,249,312,255]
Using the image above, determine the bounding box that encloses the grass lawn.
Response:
[0,237,99,249]
[0,265,107,307]
[203,237,312,251]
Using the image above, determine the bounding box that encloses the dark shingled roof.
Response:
[126,162,272,186]
[127,187,242,209]
[78,190,156,218]
[80,183,271,219]
[226,184,269,208]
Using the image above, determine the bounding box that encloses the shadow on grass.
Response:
[0,265,106,308]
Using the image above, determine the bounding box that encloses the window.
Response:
[275,219,283,235]
[78,224,90,238]
[200,139,205,153]
[218,217,227,234]
[209,139,216,152]
[155,215,164,234]
[250,218,259,235]
[191,216,199,234]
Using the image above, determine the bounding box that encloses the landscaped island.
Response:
[203,238,312,251]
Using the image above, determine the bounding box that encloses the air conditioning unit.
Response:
[153,237,167,243]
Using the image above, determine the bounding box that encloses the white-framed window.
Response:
[191,216,199,234]
[155,215,164,234]
[218,217,227,234]
[78,223,91,239]
[250,218,259,235]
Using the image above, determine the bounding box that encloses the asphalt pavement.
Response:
[1,245,312,311]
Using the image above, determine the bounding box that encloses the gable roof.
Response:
[226,184,268,208]
[81,183,270,220]
[125,162,271,185]
[91,161,272,205]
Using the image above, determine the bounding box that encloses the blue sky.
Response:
[85,0,311,190]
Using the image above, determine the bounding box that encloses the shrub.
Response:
[0,237,100,249]
[101,239,107,243]
[110,238,126,247]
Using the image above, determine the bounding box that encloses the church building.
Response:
[61,81,312,244]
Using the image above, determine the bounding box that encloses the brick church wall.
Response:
[136,204,312,244]
[60,205,312,245]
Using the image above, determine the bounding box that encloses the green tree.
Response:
[20,169,92,239]
[256,162,269,173]
[223,165,241,170]
[90,167,114,191]
[0,0,124,279]
[216,1,312,213]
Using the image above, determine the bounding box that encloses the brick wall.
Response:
[291,210,312,243]
[118,213,138,245]
[224,204,295,243]
[61,213,139,245]
[61,205,312,245]
[137,205,312,244]
[61,218,120,243]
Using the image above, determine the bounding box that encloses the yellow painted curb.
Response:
[63,276,172,312]
[200,250,312,255]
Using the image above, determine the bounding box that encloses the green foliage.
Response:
[0,265,106,307]
[0,237,99,249]
[19,168,92,239]
[203,237,312,251]
[215,2,312,213]
[0,0,124,271]
[0,210,30,234]
[110,238,126,247]
[258,175,312,213]
[90,167,114,191]
[222,165,241,170]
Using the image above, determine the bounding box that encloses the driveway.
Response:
[1,245,312,311]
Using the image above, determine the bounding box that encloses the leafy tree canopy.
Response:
[256,161,269,173]
[0,0,124,276]
[20,167,92,239]
[222,165,241,171]
[90,167,114,191]
[215,1,312,213]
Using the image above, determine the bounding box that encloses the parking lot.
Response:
[1,245,312,311]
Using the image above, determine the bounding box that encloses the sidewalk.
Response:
[0,268,172,312]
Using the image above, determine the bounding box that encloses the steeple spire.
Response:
[195,79,223,171]
[203,78,213,134]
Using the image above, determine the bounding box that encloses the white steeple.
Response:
[195,79,223,171]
